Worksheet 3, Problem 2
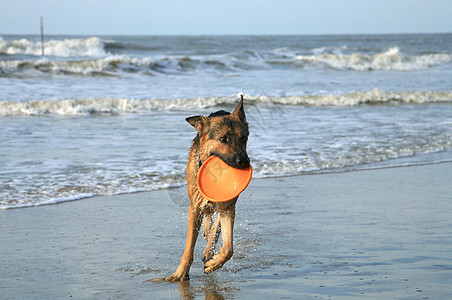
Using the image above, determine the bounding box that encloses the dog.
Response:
[166,95,250,282]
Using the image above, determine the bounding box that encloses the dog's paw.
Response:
[202,250,215,264]
[165,271,190,282]
[203,255,214,272]
[204,257,224,274]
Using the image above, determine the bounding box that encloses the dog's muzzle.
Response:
[234,154,250,169]
[210,153,250,169]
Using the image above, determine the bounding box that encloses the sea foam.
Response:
[1,90,451,116]
[0,36,106,57]
[296,47,452,71]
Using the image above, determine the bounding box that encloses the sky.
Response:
[1,0,451,35]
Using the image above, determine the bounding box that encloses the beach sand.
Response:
[1,163,451,299]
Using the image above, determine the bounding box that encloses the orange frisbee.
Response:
[197,156,253,202]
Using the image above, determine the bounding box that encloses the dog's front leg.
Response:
[202,215,221,263]
[166,205,202,282]
[204,204,235,273]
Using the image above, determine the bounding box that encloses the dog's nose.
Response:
[236,155,250,168]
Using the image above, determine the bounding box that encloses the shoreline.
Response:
[2,159,451,211]
[1,162,451,299]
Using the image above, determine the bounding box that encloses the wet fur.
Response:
[166,97,249,282]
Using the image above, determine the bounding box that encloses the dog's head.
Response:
[186,96,250,169]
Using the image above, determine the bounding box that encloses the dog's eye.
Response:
[219,136,228,143]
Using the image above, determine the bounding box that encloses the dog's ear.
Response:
[186,115,211,133]
[233,94,247,123]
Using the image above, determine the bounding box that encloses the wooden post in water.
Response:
[40,16,45,56]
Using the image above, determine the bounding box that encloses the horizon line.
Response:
[1,31,451,37]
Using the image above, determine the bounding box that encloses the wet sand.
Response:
[1,163,451,299]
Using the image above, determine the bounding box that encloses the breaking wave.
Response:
[1,90,451,116]
[0,36,106,57]
[0,55,166,76]
[1,37,451,76]
[295,47,452,71]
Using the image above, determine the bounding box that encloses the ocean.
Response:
[1,34,451,209]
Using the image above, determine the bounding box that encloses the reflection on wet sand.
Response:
[145,276,235,299]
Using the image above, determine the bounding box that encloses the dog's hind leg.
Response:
[202,214,221,264]
[166,205,202,282]
[204,204,235,274]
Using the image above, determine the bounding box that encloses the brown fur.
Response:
[166,96,249,282]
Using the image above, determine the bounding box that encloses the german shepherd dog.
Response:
[166,96,250,282]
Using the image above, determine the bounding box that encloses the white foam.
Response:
[1,90,451,116]
[0,36,106,57]
[265,90,452,106]
[251,140,452,179]
[0,96,231,116]
[296,47,452,71]
[0,193,95,210]
[0,54,188,76]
